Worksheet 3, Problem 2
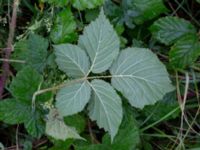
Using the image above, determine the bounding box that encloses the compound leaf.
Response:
[110,48,174,109]
[79,9,120,74]
[54,44,90,78]
[169,34,200,69]
[150,16,196,45]
[88,79,122,141]
[56,81,91,116]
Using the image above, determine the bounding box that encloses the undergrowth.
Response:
[0,0,200,150]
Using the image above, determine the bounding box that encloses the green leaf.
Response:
[12,40,28,71]
[24,111,45,138]
[56,81,91,116]
[196,0,200,3]
[103,112,140,150]
[49,140,73,150]
[150,16,196,45]
[51,8,77,44]
[0,99,45,138]
[129,0,168,25]
[88,79,122,141]
[78,9,120,74]
[46,109,84,141]
[104,0,167,29]
[9,66,43,103]
[72,0,104,10]
[169,34,200,70]
[110,48,174,109]
[0,99,31,124]
[27,34,49,72]
[64,114,86,133]
[54,44,90,78]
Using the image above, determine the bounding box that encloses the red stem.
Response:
[0,0,19,98]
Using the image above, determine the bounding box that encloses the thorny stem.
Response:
[0,0,20,98]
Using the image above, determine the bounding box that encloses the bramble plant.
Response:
[1,0,200,149]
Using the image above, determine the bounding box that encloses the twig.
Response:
[0,0,20,98]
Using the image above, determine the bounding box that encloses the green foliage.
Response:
[0,99,31,124]
[104,0,167,28]
[110,48,174,108]
[50,8,77,44]
[169,34,200,69]
[9,66,43,103]
[56,81,91,116]
[72,0,104,10]
[45,109,83,140]
[27,34,49,72]
[12,34,48,72]
[88,79,122,141]
[54,44,90,77]
[1,0,200,149]
[150,16,196,45]
[78,9,120,73]
[102,112,140,150]
[53,10,173,141]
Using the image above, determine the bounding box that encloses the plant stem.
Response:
[31,75,115,110]
[0,0,20,98]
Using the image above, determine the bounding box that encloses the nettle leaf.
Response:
[0,99,31,124]
[27,34,49,72]
[46,109,84,141]
[88,79,122,141]
[110,48,174,109]
[169,34,200,70]
[72,0,104,10]
[9,66,43,103]
[51,8,77,44]
[54,44,90,78]
[78,9,120,74]
[12,40,28,71]
[150,16,196,45]
[104,0,167,29]
[56,81,91,116]
[0,99,45,138]
[129,0,168,25]
[24,111,45,138]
